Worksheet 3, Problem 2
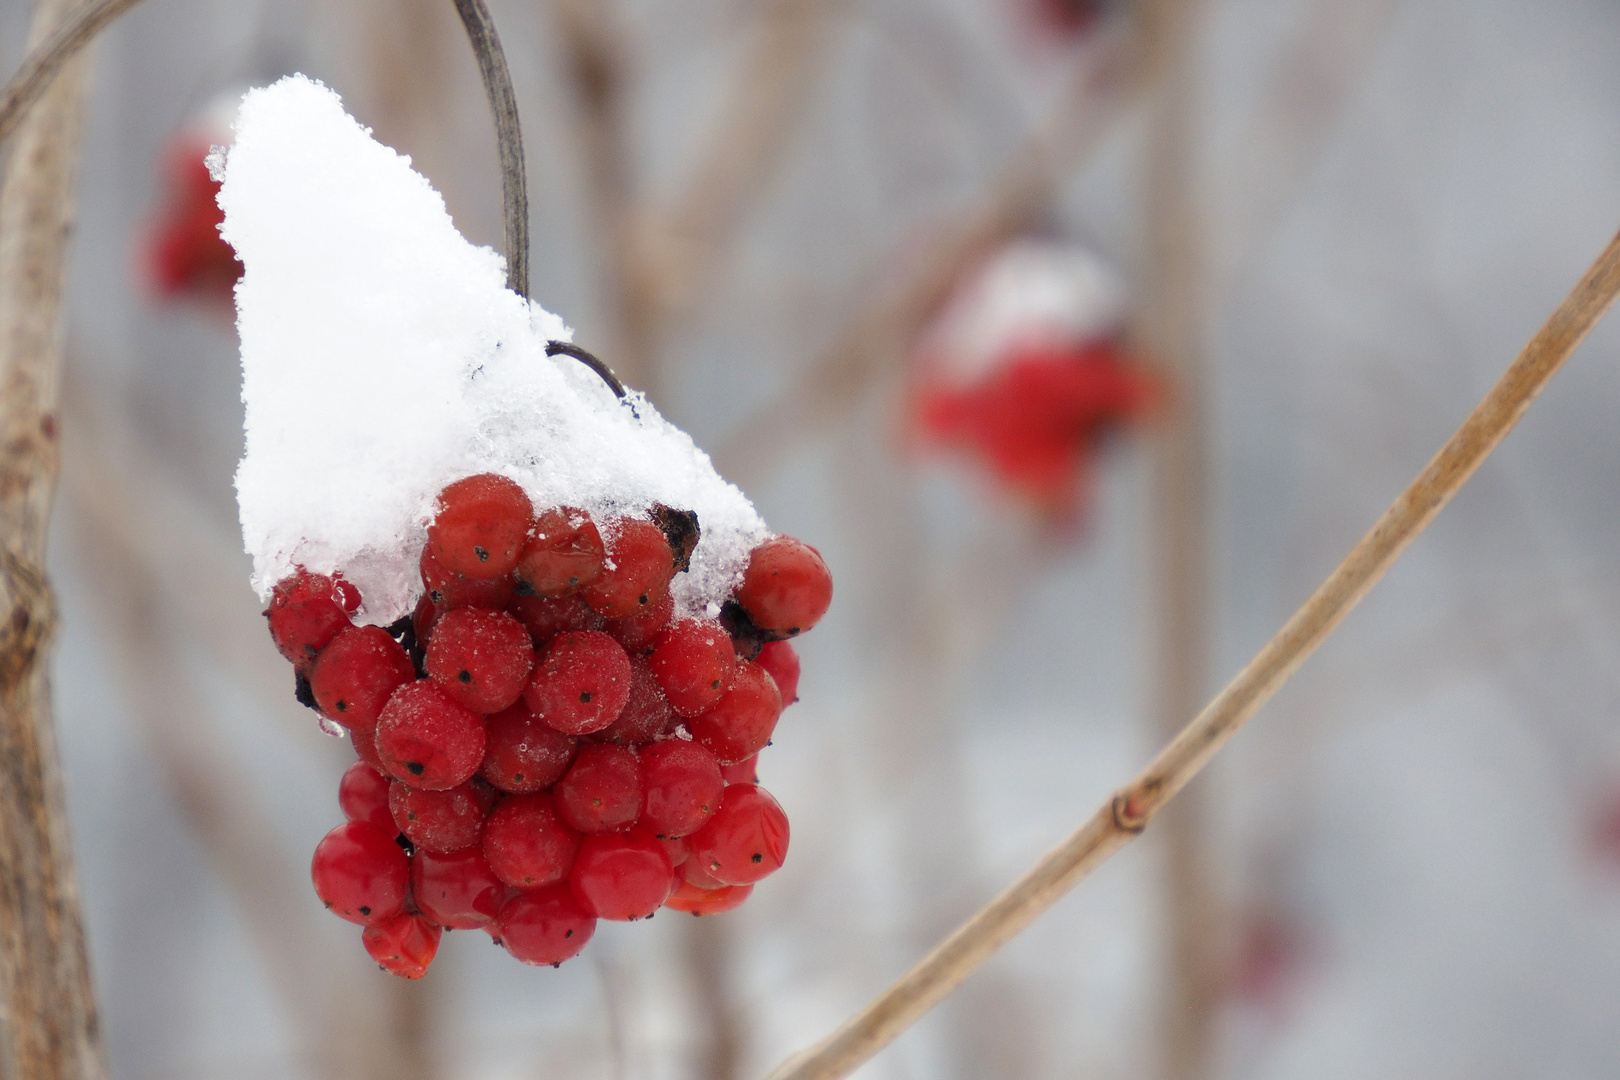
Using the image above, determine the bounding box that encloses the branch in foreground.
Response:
[760,225,1620,1080]
[0,0,143,149]
[452,0,529,299]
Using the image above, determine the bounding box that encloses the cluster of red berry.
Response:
[268,474,831,978]
[143,134,243,306]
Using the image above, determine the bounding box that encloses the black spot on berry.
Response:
[751,853,763,863]
[568,575,579,586]
[512,773,525,783]
[294,671,318,711]
[407,762,425,776]
[552,962,561,969]
[710,680,720,689]
[359,906,372,916]
[579,691,592,703]
[564,929,573,938]
[395,834,416,855]
[474,545,489,562]
[336,700,349,712]
[459,670,473,683]
[637,593,650,606]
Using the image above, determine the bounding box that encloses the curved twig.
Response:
[760,225,1620,1080]
[452,0,529,300]
[547,340,627,398]
[0,0,144,149]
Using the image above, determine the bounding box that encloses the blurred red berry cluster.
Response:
[142,131,241,308]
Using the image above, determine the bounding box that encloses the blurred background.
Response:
[5,0,1620,1077]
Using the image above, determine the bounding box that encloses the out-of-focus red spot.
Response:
[1229,904,1312,1018]
[141,134,241,309]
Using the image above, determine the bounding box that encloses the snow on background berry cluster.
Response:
[221,75,767,624]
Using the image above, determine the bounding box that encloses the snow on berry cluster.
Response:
[220,78,833,976]
[281,480,830,975]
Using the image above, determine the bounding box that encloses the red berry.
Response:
[333,576,362,615]
[639,740,724,838]
[413,595,444,647]
[420,546,516,610]
[482,793,581,889]
[427,473,534,579]
[480,702,578,793]
[425,607,534,713]
[497,885,595,966]
[602,590,674,655]
[362,912,442,979]
[411,847,506,930]
[266,569,353,672]
[736,537,832,637]
[311,625,415,731]
[664,880,752,916]
[581,520,675,619]
[524,630,633,735]
[389,780,489,853]
[554,744,643,834]
[351,724,385,772]
[374,681,487,790]
[338,761,395,831]
[657,832,689,868]
[679,854,725,890]
[688,661,782,765]
[648,619,739,717]
[590,659,675,747]
[686,783,789,886]
[509,593,604,648]
[719,754,759,785]
[311,821,409,925]
[570,832,675,920]
[756,641,801,706]
[515,507,605,597]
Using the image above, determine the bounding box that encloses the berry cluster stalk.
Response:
[450,0,529,300]
[759,225,1620,1080]
[0,0,104,1077]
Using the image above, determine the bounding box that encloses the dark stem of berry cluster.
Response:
[546,341,628,399]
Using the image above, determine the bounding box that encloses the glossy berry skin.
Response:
[311,625,415,731]
[266,570,353,673]
[590,660,674,748]
[389,780,489,853]
[509,594,603,649]
[420,547,516,611]
[524,630,633,735]
[581,520,675,619]
[425,607,534,713]
[338,761,395,832]
[427,474,534,579]
[350,724,385,772]
[480,702,577,793]
[649,620,738,717]
[497,885,595,966]
[688,662,782,765]
[639,740,725,838]
[686,783,789,886]
[515,507,604,597]
[554,744,643,834]
[719,754,759,785]
[756,641,801,706]
[482,793,581,889]
[362,913,442,979]
[664,880,752,916]
[602,591,674,656]
[679,853,725,890]
[570,832,675,920]
[412,847,506,930]
[374,681,487,790]
[737,537,832,638]
[311,821,410,925]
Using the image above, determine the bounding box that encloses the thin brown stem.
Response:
[0,0,143,149]
[0,0,103,1075]
[758,225,1620,1080]
[452,0,529,299]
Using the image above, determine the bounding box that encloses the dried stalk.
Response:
[759,226,1620,1080]
[0,0,102,1075]
[452,0,530,298]
[0,0,142,148]
[713,32,1132,483]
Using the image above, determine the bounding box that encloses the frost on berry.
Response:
[590,660,675,748]
[515,507,605,597]
[374,681,487,790]
[581,521,675,619]
[736,537,832,638]
[686,783,789,886]
[665,880,752,917]
[510,594,604,649]
[427,473,534,579]
[648,619,739,718]
[425,607,534,713]
[482,793,581,889]
[311,821,410,925]
[420,547,516,611]
[554,744,643,834]
[639,740,724,838]
[497,886,595,967]
[524,630,633,735]
[388,780,488,853]
[266,570,353,672]
[570,832,675,921]
[362,913,442,979]
[602,590,674,656]
[688,661,782,765]
[312,625,415,731]
[338,761,395,831]
[412,847,506,930]
[481,702,578,793]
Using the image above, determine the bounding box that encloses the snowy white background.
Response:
[4,0,1620,1078]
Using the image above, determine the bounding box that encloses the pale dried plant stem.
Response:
[0,0,141,148]
[0,0,103,1077]
[760,225,1620,1080]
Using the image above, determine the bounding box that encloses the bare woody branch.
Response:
[759,225,1620,1080]
[0,0,143,148]
[453,0,530,298]
[0,0,103,1076]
